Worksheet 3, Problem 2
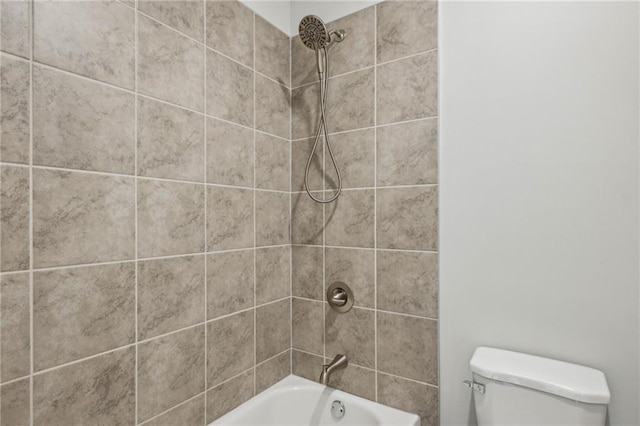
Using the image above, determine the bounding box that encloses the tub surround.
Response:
[290,3,439,426]
[0,1,439,425]
[1,1,291,424]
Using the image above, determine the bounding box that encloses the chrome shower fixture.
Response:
[298,15,346,204]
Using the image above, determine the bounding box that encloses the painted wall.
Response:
[240,0,382,36]
[439,1,640,425]
[240,0,291,35]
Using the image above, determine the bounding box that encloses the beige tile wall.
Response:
[0,1,292,425]
[290,2,439,426]
[2,1,439,425]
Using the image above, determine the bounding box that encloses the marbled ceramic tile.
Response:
[255,75,290,139]
[256,246,290,305]
[1,378,30,426]
[138,326,205,422]
[292,245,323,300]
[0,272,29,381]
[33,169,135,268]
[326,361,375,401]
[207,310,254,387]
[33,348,135,426]
[206,50,253,127]
[293,69,374,139]
[0,55,29,164]
[33,65,135,174]
[377,250,438,318]
[328,129,374,189]
[0,165,29,272]
[326,248,374,308]
[292,7,375,88]
[255,132,289,191]
[377,186,438,250]
[138,97,204,182]
[327,69,374,133]
[377,312,438,384]
[138,255,205,340]
[138,14,204,111]
[290,35,315,88]
[327,7,375,76]
[377,118,438,186]
[205,0,253,67]
[292,349,324,382]
[143,396,205,426]
[206,186,253,250]
[255,15,290,86]
[206,117,253,187]
[256,299,290,363]
[138,179,205,258]
[255,191,289,246]
[138,0,204,41]
[34,0,134,89]
[291,82,319,140]
[291,192,323,245]
[0,0,30,58]
[206,370,254,423]
[33,263,135,371]
[292,137,323,192]
[377,51,438,125]
[325,306,375,369]
[325,189,374,248]
[377,0,438,63]
[378,373,439,426]
[207,250,254,319]
[292,298,323,355]
[256,350,290,394]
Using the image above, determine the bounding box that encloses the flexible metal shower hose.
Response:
[304,46,342,204]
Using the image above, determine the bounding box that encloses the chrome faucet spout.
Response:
[319,354,348,385]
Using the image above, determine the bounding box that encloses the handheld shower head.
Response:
[298,15,330,50]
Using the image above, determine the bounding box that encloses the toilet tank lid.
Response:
[470,347,610,404]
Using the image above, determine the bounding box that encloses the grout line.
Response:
[290,348,439,389]
[252,10,258,398]
[289,31,294,376]
[291,244,438,254]
[23,163,290,193]
[27,60,289,144]
[202,0,208,423]
[254,348,290,369]
[133,1,139,423]
[291,115,439,143]
[204,363,257,394]
[373,2,379,403]
[9,244,291,275]
[291,183,438,193]
[137,390,205,426]
[33,344,136,378]
[26,295,292,384]
[28,0,34,423]
[291,294,439,322]
[290,47,439,92]
[0,50,30,63]
[136,4,288,91]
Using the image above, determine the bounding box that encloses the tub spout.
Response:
[319,354,348,385]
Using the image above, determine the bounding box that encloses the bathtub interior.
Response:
[210,375,420,426]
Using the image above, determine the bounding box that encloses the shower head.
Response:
[299,15,330,50]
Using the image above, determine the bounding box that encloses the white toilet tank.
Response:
[470,347,610,426]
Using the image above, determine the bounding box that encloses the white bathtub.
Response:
[211,375,419,426]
